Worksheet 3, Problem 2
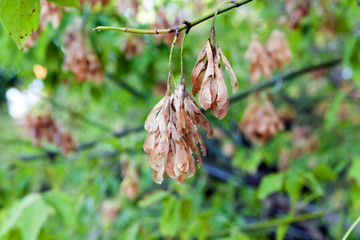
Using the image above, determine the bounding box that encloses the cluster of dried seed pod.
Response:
[283,0,311,30]
[245,30,292,84]
[143,82,213,184]
[239,99,284,144]
[191,39,238,119]
[123,36,146,59]
[119,159,139,200]
[63,18,104,83]
[279,125,318,171]
[24,113,77,154]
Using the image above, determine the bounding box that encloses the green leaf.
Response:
[160,196,181,237]
[138,190,170,208]
[325,91,346,130]
[16,197,49,240]
[47,0,79,8]
[257,173,284,200]
[0,0,40,50]
[0,194,39,238]
[43,190,77,227]
[285,173,303,207]
[348,156,360,185]
[313,165,336,182]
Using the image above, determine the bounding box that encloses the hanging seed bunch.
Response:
[24,0,63,49]
[283,0,311,30]
[24,113,77,154]
[245,30,292,84]
[119,159,139,200]
[191,10,238,119]
[152,7,174,46]
[143,29,214,184]
[144,82,213,184]
[266,30,292,70]
[116,0,139,16]
[63,17,104,83]
[239,98,284,144]
[123,36,146,59]
[80,0,109,8]
[244,35,272,84]
[142,2,246,183]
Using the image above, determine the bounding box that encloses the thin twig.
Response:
[93,0,255,34]
[342,215,360,240]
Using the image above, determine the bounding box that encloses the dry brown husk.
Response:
[144,83,213,184]
[191,39,238,119]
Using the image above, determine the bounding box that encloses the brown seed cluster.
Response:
[80,0,109,7]
[119,160,139,200]
[152,8,173,46]
[279,125,318,171]
[266,30,292,70]
[245,30,292,84]
[116,0,139,16]
[239,100,284,144]
[291,125,318,157]
[63,18,104,83]
[123,36,146,59]
[24,113,77,154]
[143,83,213,184]
[191,40,238,119]
[284,0,311,30]
[24,0,62,49]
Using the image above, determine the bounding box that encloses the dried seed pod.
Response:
[54,131,78,155]
[244,35,272,84]
[266,30,292,70]
[24,112,77,155]
[239,100,284,144]
[191,40,238,119]
[143,83,213,184]
[116,0,139,16]
[24,113,58,147]
[291,125,317,157]
[63,17,104,83]
[123,36,146,59]
[119,160,139,200]
[152,8,173,46]
[284,0,311,29]
[80,0,109,7]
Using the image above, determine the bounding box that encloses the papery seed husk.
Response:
[192,62,207,96]
[218,47,238,93]
[191,44,207,85]
[144,96,166,131]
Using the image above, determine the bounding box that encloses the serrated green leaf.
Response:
[0,0,40,50]
[47,0,79,8]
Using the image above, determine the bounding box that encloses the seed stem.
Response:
[166,29,180,95]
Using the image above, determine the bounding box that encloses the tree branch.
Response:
[93,0,255,34]
[229,59,341,103]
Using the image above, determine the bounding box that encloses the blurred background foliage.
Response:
[1,0,360,239]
